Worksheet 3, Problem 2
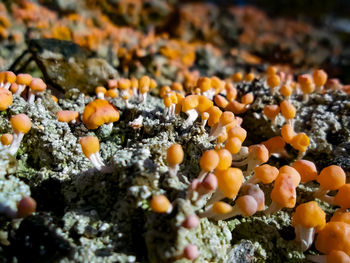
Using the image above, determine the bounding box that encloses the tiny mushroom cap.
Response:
[1,133,13,145]
[56,110,79,123]
[150,79,157,90]
[160,86,171,98]
[241,92,254,104]
[228,127,247,142]
[215,149,232,171]
[118,78,131,90]
[280,100,296,120]
[171,82,183,92]
[232,72,243,83]
[253,164,279,184]
[16,73,32,85]
[292,160,318,183]
[331,210,350,225]
[317,165,346,191]
[167,143,184,166]
[10,114,32,134]
[151,195,172,213]
[212,201,233,214]
[298,74,312,87]
[16,196,37,218]
[334,184,350,209]
[226,84,237,101]
[225,100,247,114]
[182,95,199,112]
[281,123,296,144]
[291,132,310,153]
[79,136,99,158]
[225,137,242,154]
[315,222,350,256]
[219,111,235,126]
[51,95,58,102]
[263,105,280,122]
[29,78,46,92]
[241,183,265,211]
[200,150,219,172]
[108,79,118,89]
[95,86,107,94]
[278,166,301,187]
[298,74,315,95]
[270,177,297,209]
[207,106,222,126]
[182,214,200,229]
[130,77,138,88]
[280,85,293,98]
[215,168,243,199]
[313,69,328,87]
[262,136,286,155]
[183,244,199,260]
[201,173,218,192]
[139,75,151,92]
[4,71,16,84]
[197,77,211,92]
[106,89,118,98]
[163,94,172,108]
[248,144,269,164]
[244,73,255,83]
[197,95,213,112]
[236,195,258,216]
[292,201,326,251]
[266,66,277,76]
[10,83,18,94]
[267,74,280,88]
[292,201,326,231]
[214,95,229,109]
[82,99,120,129]
[0,87,13,110]
[212,76,225,94]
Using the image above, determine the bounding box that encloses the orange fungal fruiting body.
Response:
[151,195,172,213]
[315,222,350,256]
[83,99,120,129]
[0,87,12,110]
[79,136,100,158]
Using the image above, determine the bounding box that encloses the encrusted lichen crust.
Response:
[1,76,349,263]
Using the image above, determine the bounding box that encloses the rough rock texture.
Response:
[28,39,119,93]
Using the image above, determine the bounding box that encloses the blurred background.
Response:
[1,0,349,83]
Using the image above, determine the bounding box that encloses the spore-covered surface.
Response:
[0,1,350,263]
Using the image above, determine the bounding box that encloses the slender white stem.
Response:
[205,189,226,207]
[295,225,315,252]
[97,93,104,99]
[132,87,138,98]
[163,107,169,118]
[168,165,179,178]
[8,133,24,156]
[89,154,103,171]
[4,82,10,90]
[16,84,26,95]
[264,201,281,215]
[232,146,249,161]
[209,123,224,141]
[27,90,35,103]
[184,109,198,125]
